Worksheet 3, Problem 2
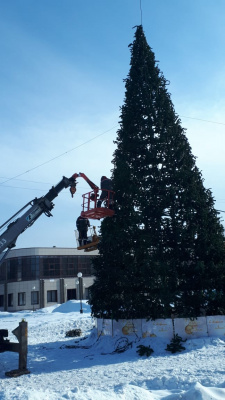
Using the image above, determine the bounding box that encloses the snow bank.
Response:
[52,300,91,314]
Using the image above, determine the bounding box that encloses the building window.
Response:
[31,291,39,305]
[47,290,57,303]
[0,295,4,307]
[61,257,78,277]
[43,258,60,278]
[30,257,39,279]
[0,262,6,281]
[18,292,26,306]
[77,256,94,276]
[22,257,39,280]
[7,259,17,281]
[8,293,13,307]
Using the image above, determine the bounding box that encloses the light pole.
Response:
[32,286,36,312]
[77,272,83,314]
[64,284,67,303]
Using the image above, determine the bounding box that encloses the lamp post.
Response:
[77,272,83,314]
[32,286,36,312]
[64,284,67,303]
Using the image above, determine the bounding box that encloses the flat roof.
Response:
[2,247,99,258]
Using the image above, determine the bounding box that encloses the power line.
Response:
[1,114,225,189]
[0,125,118,186]
[0,185,48,192]
[0,183,92,192]
[0,176,51,185]
[180,115,225,126]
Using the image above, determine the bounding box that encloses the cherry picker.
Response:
[0,172,114,261]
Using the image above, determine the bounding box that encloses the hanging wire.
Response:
[0,177,51,185]
[0,124,118,186]
[0,115,225,190]
[140,0,143,25]
[180,115,225,126]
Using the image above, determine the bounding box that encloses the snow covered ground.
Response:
[0,301,225,399]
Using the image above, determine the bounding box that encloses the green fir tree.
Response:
[90,26,225,320]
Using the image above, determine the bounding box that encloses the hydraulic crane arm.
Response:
[0,175,77,255]
[71,172,99,193]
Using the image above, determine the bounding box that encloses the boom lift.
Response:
[75,225,100,252]
[0,172,114,260]
[72,172,114,219]
[73,173,115,251]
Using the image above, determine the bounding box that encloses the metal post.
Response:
[77,272,83,313]
[32,286,35,312]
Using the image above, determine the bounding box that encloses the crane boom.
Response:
[0,175,77,255]
[71,172,99,192]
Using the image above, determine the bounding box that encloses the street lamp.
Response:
[77,272,83,314]
[64,284,67,303]
[32,286,36,312]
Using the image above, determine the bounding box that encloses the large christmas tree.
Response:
[90,26,225,320]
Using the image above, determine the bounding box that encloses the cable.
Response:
[140,0,143,25]
[0,115,224,188]
[0,184,48,192]
[180,115,225,126]
[0,183,94,192]
[0,176,51,185]
[0,125,118,186]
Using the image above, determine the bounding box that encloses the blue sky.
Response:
[1,0,225,249]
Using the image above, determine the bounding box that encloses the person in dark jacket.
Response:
[97,176,113,208]
[76,215,90,246]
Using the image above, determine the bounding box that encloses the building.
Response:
[0,247,97,312]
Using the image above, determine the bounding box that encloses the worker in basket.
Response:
[76,215,90,246]
[97,176,113,208]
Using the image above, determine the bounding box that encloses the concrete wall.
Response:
[0,276,94,312]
